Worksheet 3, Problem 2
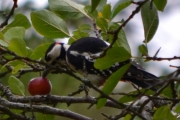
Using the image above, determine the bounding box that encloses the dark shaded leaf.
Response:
[96,18,108,32]
[95,47,131,70]
[102,4,111,20]
[97,63,131,109]
[154,0,167,11]
[91,0,101,12]
[112,0,131,19]
[138,44,148,56]
[141,1,159,43]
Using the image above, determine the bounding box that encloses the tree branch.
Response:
[0,0,18,28]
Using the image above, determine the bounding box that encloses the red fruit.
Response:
[28,77,52,96]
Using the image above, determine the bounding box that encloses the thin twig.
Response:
[0,0,18,28]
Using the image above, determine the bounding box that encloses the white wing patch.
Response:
[70,50,102,62]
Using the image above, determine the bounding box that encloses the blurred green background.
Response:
[1,0,180,119]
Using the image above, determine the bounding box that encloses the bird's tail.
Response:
[122,63,162,91]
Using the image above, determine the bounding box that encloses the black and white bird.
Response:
[44,37,161,90]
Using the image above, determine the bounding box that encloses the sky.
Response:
[1,0,180,77]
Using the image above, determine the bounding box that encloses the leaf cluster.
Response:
[1,0,180,120]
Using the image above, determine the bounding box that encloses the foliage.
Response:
[0,0,180,120]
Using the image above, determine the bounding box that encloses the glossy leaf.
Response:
[8,76,25,96]
[153,105,176,120]
[141,1,159,43]
[3,14,31,33]
[12,64,25,74]
[31,9,69,38]
[91,0,101,12]
[49,0,88,19]
[0,32,8,47]
[117,29,131,53]
[95,0,107,12]
[154,0,167,11]
[8,38,28,57]
[84,6,98,20]
[78,24,92,31]
[30,43,52,60]
[102,4,111,20]
[112,0,131,19]
[96,18,108,33]
[4,27,25,41]
[138,44,148,56]
[94,47,131,70]
[97,63,131,109]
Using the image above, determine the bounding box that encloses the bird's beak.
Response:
[42,66,52,77]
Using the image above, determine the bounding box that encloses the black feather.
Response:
[66,37,161,90]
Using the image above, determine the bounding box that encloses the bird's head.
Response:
[43,42,70,77]
[45,42,70,65]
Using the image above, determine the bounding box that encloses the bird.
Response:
[44,37,161,91]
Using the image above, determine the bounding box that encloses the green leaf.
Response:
[117,29,131,53]
[153,105,176,120]
[96,18,108,33]
[94,47,131,70]
[91,0,101,12]
[26,47,33,57]
[141,1,159,43]
[102,4,111,20]
[112,0,131,19]
[69,30,89,44]
[0,31,5,40]
[8,76,25,96]
[41,37,55,44]
[174,103,180,113]
[30,43,52,60]
[36,113,55,120]
[0,40,8,47]
[138,44,148,56]
[124,114,132,120]
[161,85,173,98]
[31,9,69,38]
[8,38,28,57]
[94,0,107,12]
[84,6,98,20]
[49,0,89,19]
[4,27,25,41]
[78,24,92,31]
[12,64,25,74]
[97,63,131,109]
[3,14,31,33]
[153,0,167,12]
[0,31,8,47]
